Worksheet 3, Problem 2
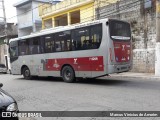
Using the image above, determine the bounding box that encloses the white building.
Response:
[0,23,18,71]
[14,0,60,37]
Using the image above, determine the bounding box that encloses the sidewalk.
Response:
[109,72,160,80]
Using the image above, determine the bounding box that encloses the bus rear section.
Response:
[108,19,132,73]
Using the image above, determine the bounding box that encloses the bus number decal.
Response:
[89,57,98,61]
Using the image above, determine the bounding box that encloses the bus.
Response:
[9,18,132,83]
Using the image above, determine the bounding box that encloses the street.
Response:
[0,74,160,120]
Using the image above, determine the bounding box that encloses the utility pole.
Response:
[0,0,9,71]
[155,0,160,75]
[2,0,7,31]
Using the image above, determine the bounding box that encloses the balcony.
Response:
[40,0,94,16]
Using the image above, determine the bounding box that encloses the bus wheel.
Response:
[62,66,75,83]
[22,67,32,80]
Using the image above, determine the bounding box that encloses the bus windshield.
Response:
[109,20,131,40]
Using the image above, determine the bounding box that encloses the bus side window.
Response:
[55,31,71,52]
[71,40,76,51]
[10,41,18,57]
[39,36,45,53]
[44,35,54,53]
[63,31,71,51]
[90,24,102,49]
[29,37,40,55]
[72,27,90,50]
[55,33,62,52]
[18,40,29,55]
[55,42,61,52]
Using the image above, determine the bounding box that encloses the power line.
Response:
[6,0,154,30]
[6,1,53,21]
[6,0,113,21]
[45,0,152,21]
[51,0,153,24]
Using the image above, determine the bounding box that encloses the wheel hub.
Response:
[25,70,29,77]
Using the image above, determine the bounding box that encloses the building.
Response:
[39,0,119,29]
[14,0,60,37]
[0,23,18,70]
[95,0,156,73]
[39,0,96,29]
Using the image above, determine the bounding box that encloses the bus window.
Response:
[39,36,45,53]
[44,35,54,53]
[109,20,131,40]
[29,37,40,54]
[55,31,71,52]
[55,33,61,52]
[72,27,90,50]
[18,40,29,55]
[10,41,18,57]
[90,24,102,49]
[62,31,71,51]
[55,41,61,52]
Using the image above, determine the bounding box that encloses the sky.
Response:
[0,0,24,23]
[0,0,62,23]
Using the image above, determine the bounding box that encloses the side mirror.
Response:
[0,83,3,88]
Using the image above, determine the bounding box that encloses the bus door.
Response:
[10,41,19,74]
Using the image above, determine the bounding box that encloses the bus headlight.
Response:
[6,103,18,111]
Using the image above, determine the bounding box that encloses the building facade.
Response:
[95,0,156,73]
[39,0,95,29]
[0,23,18,70]
[14,0,59,37]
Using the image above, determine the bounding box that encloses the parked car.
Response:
[0,83,19,120]
[0,64,7,74]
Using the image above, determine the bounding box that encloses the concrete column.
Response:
[155,0,160,76]
[42,20,45,29]
[52,17,55,28]
[68,12,71,25]
[33,22,36,32]
[155,43,160,75]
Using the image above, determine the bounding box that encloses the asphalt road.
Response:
[0,74,160,120]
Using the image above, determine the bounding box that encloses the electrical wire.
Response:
[6,0,119,21]
[5,0,155,29]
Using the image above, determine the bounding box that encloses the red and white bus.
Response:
[9,18,132,82]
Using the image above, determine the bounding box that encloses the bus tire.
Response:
[62,66,75,83]
[22,67,32,80]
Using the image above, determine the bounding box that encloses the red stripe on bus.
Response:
[45,56,104,71]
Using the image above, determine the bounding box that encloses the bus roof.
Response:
[10,18,109,42]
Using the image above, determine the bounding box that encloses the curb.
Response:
[108,74,160,80]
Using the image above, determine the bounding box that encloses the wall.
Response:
[96,0,156,73]
[0,23,18,65]
[80,3,94,23]
[17,5,32,26]
[32,1,42,22]
[40,0,94,29]
[16,4,33,37]
[16,1,45,37]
